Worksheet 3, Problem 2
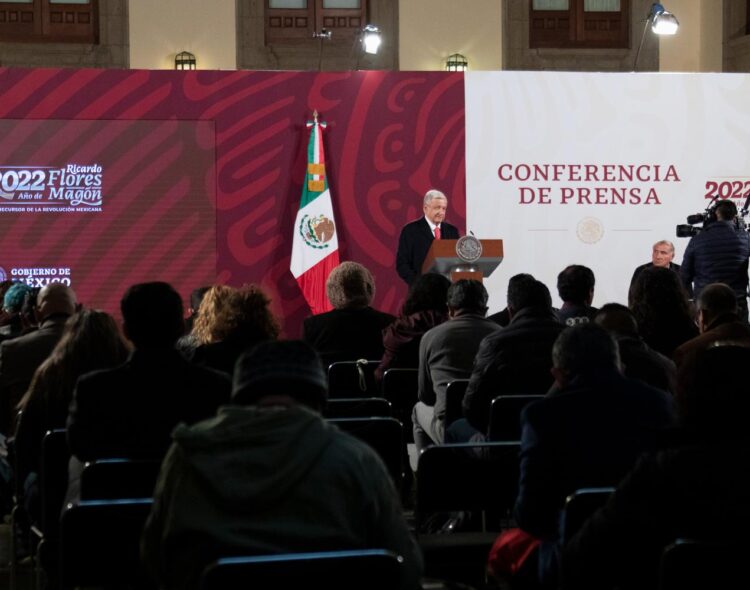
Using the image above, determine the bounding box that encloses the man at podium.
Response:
[396,189,459,285]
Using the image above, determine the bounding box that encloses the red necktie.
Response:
[434,226,441,239]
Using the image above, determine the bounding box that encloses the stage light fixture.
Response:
[634,3,679,71]
[362,24,382,55]
[446,53,468,72]
[175,51,197,70]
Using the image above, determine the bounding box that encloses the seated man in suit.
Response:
[142,340,423,590]
[629,239,681,296]
[66,282,231,493]
[396,189,459,286]
[303,261,395,368]
[515,324,674,589]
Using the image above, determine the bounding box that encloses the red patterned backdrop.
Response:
[0,68,466,337]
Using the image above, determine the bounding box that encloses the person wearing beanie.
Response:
[142,340,423,590]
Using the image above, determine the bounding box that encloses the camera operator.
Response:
[681,199,750,322]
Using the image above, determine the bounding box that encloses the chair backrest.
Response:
[59,498,154,590]
[444,379,469,428]
[381,368,418,406]
[325,397,392,419]
[328,417,404,489]
[659,538,749,590]
[328,360,381,398]
[487,395,544,441]
[561,487,615,544]
[39,429,69,536]
[80,458,161,500]
[200,549,402,590]
[416,441,520,532]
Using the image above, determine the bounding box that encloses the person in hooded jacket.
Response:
[141,340,423,590]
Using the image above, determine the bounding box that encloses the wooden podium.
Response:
[421,239,503,282]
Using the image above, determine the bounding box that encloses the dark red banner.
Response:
[0,68,466,336]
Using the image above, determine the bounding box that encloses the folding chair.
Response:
[659,538,748,590]
[328,360,381,398]
[325,397,392,419]
[201,549,402,590]
[561,487,614,544]
[79,457,161,500]
[328,417,404,491]
[59,498,154,590]
[487,395,544,442]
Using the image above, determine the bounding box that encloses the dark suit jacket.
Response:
[0,314,70,435]
[66,348,231,462]
[303,306,395,368]
[396,217,459,285]
[515,368,674,586]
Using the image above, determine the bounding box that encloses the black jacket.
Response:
[680,220,750,300]
[462,306,564,433]
[396,217,459,285]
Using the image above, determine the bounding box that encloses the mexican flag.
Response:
[290,112,340,314]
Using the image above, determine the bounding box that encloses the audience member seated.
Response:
[0,282,33,342]
[0,283,77,435]
[411,279,498,451]
[448,278,563,443]
[673,282,750,411]
[303,262,395,367]
[141,340,422,590]
[556,265,598,326]
[188,284,280,375]
[514,324,674,589]
[66,282,230,498]
[177,285,231,357]
[375,273,451,381]
[629,266,697,358]
[487,273,534,327]
[561,345,750,590]
[594,303,676,395]
[14,310,129,520]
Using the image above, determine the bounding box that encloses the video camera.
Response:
[676,197,749,238]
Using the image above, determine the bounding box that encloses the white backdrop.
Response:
[465,71,750,313]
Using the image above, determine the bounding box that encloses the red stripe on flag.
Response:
[297,250,340,314]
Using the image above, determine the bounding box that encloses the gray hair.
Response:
[653,240,675,253]
[423,189,447,206]
[326,261,375,310]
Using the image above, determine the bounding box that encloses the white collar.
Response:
[424,216,440,232]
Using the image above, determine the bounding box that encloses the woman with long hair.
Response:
[629,266,698,358]
[14,309,129,504]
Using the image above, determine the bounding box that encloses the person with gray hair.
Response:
[513,323,674,589]
[303,261,395,367]
[412,279,499,451]
[142,340,423,590]
[629,239,681,296]
[396,188,459,285]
